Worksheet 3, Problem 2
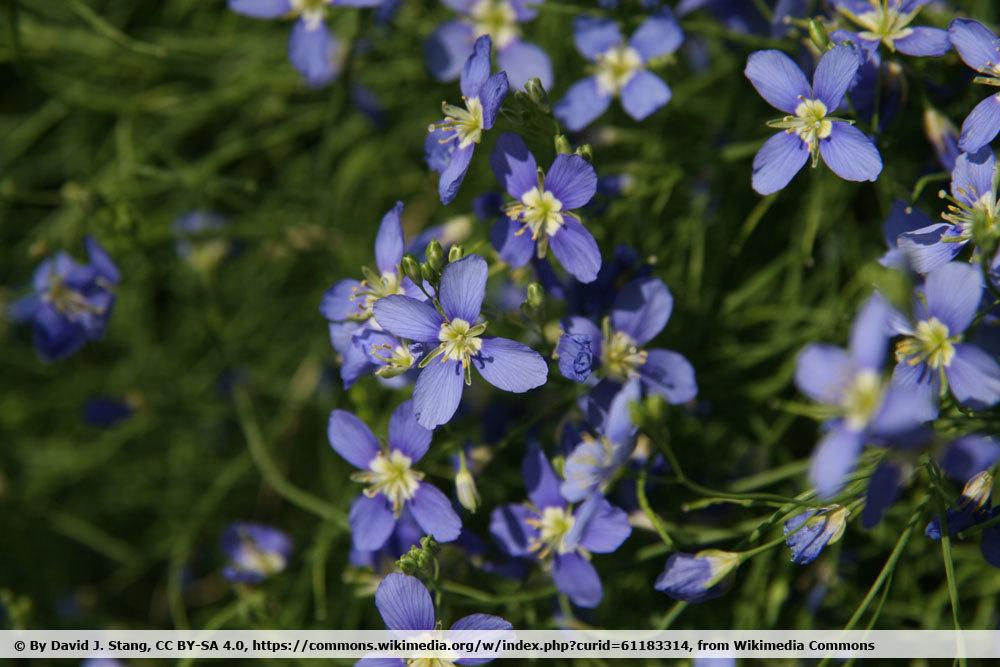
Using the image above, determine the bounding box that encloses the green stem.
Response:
[440,581,557,606]
[637,469,675,549]
[936,485,967,667]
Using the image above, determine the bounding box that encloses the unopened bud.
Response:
[426,240,444,272]
[526,282,545,309]
[448,243,464,263]
[554,134,573,155]
[401,255,422,284]
[808,18,832,51]
[455,451,480,513]
[525,77,550,112]
[575,144,593,162]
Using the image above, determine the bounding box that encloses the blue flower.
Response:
[372,254,548,428]
[794,294,932,498]
[172,211,230,271]
[489,133,602,282]
[554,10,683,131]
[559,276,697,404]
[82,396,135,428]
[349,513,424,571]
[228,0,382,87]
[948,18,1000,153]
[830,1,951,57]
[357,572,511,667]
[783,505,849,565]
[677,0,806,38]
[560,379,640,502]
[427,35,509,205]
[9,236,120,362]
[319,202,426,387]
[925,471,999,562]
[654,549,740,603]
[490,447,632,608]
[924,107,962,172]
[425,0,553,90]
[939,434,1000,483]
[895,148,996,272]
[328,401,462,551]
[889,262,1000,412]
[880,199,935,270]
[220,522,292,584]
[745,45,883,194]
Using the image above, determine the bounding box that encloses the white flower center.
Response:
[291,0,328,27]
[601,327,648,381]
[841,369,883,430]
[437,318,485,363]
[793,98,833,146]
[941,184,1000,241]
[842,2,917,49]
[352,450,423,515]
[351,268,404,319]
[895,316,957,370]
[518,187,564,239]
[594,45,643,96]
[469,0,519,50]
[235,539,287,577]
[527,506,576,558]
[45,275,99,319]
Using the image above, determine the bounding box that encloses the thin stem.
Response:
[637,469,675,549]
[936,483,967,667]
[440,581,557,606]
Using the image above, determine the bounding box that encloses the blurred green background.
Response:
[2,0,1000,659]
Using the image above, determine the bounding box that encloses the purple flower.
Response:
[830,1,950,57]
[425,0,553,91]
[427,35,509,205]
[890,262,1000,412]
[220,522,292,584]
[880,199,935,269]
[350,513,424,571]
[948,18,1000,153]
[9,236,120,362]
[319,203,426,387]
[924,107,962,172]
[783,505,848,565]
[489,448,631,608]
[329,401,462,551]
[745,45,883,194]
[654,549,740,603]
[925,472,1000,569]
[372,254,548,428]
[794,294,932,498]
[677,0,806,38]
[939,434,1000,483]
[82,396,135,428]
[560,379,639,502]
[358,572,511,666]
[554,10,683,131]
[896,148,996,272]
[489,133,601,282]
[227,0,382,87]
[559,276,697,404]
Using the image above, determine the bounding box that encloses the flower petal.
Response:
[409,483,462,543]
[549,218,602,283]
[479,71,508,130]
[925,262,983,334]
[960,94,1000,154]
[461,35,492,99]
[375,202,405,274]
[602,377,640,444]
[883,199,934,248]
[948,18,1000,74]
[490,218,534,267]
[890,360,940,422]
[425,20,475,82]
[819,123,882,183]
[849,293,890,371]
[288,19,339,88]
[328,409,379,469]
[373,295,444,343]
[439,254,487,322]
[439,142,475,205]
[413,360,465,428]
[490,133,538,200]
[524,445,565,509]
[573,16,622,60]
[350,494,397,551]
[896,224,966,274]
[572,494,632,554]
[948,344,1000,410]
[640,349,697,403]
[474,337,548,392]
[375,573,436,631]
[861,461,905,528]
[611,276,673,346]
[751,131,809,195]
[228,0,292,19]
[939,435,1000,482]
[545,154,598,210]
[554,77,613,132]
[629,9,684,61]
[452,614,513,665]
[809,426,863,499]
[812,44,861,111]
[388,400,432,462]
[552,552,603,608]
[498,40,553,90]
[744,49,811,114]
[795,344,852,405]
[894,26,951,57]
[489,503,538,557]
[556,333,594,383]
[952,146,996,206]
[620,71,672,121]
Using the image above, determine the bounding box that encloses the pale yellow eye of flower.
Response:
[844,2,917,50]
[793,99,833,146]
[352,450,424,515]
[527,506,576,558]
[433,98,485,149]
[594,45,644,96]
[895,316,957,370]
[469,0,520,49]
[842,369,883,430]
[291,0,329,26]
[438,318,485,363]
[602,329,648,381]
[519,187,565,239]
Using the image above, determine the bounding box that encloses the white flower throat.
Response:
[469,0,519,49]
[601,318,648,381]
[350,266,404,319]
[504,169,578,255]
[527,506,576,559]
[420,317,488,385]
[594,45,643,96]
[291,0,329,27]
[940,181,1000,241]
[767,97,845,166]
[841,369,884,430]
[838,0,919,51]
[895,316,957,370]
[430,97,485,150]
[352,449,424,516]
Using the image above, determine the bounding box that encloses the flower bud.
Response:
[808,19,832,51]
[654,549,740,602]
[426,240,445,272]
[554,134,573,155]
[784,505,848,565]
[455,451,480,513]
[575,144,593,162]
[401,255,422,284]
[524,77,550,112]
[526,282,545,309]
[448,243,464,263]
